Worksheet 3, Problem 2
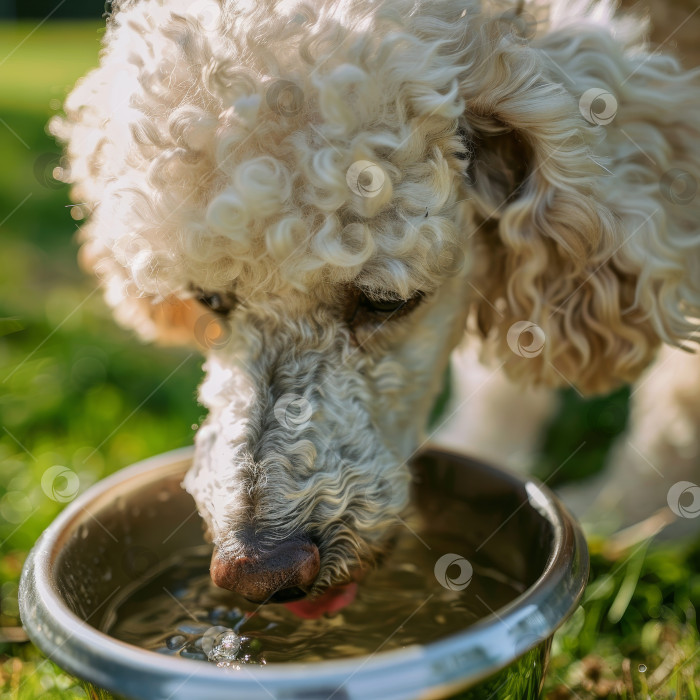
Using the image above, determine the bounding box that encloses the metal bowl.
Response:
[20,446,588,700]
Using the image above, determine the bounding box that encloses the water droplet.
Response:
[166,634,186,650]
[208,631,242,662]
[638,663,647,673]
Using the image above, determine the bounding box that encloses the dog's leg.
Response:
[559,345,700,536]
[431,340,559,475]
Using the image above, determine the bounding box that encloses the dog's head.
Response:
[55,0,692,600]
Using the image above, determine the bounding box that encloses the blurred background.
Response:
[1,1,699,698]
[0,4,205,697]
[0,1,103,18]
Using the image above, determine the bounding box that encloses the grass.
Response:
[545,540,700,698]
[0,19,699,700]
[0,20,204,698]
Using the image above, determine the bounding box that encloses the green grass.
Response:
[0,21,204,698]
[0,19,699,700]
[545,541,700,698]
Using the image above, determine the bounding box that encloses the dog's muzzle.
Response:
[210,534,320,604]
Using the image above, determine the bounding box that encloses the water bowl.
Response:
[20,446,588,699]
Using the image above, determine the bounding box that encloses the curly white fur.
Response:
[54,0,700,592]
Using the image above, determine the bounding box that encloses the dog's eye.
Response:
[348,290,425,327]
[195,290,236,316]
[361,295,409,314]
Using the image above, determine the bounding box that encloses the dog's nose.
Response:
[210,536,320,603]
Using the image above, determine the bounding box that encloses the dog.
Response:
[53,0,700,604]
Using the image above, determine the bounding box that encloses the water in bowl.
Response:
[104,523,524,667]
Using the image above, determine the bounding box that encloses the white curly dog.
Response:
[55,0,700,603]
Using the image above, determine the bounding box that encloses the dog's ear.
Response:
[79,243,222,350]
[459,25,663,395]
[124,295,215,349]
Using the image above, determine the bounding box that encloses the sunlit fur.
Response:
[54,0,700,592]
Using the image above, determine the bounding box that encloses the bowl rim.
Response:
[20,445,589,700]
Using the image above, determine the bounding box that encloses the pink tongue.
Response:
[283,583,358,619]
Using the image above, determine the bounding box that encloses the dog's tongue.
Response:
[283,582,358,619]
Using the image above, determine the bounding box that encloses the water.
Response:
[105,526,524,666]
